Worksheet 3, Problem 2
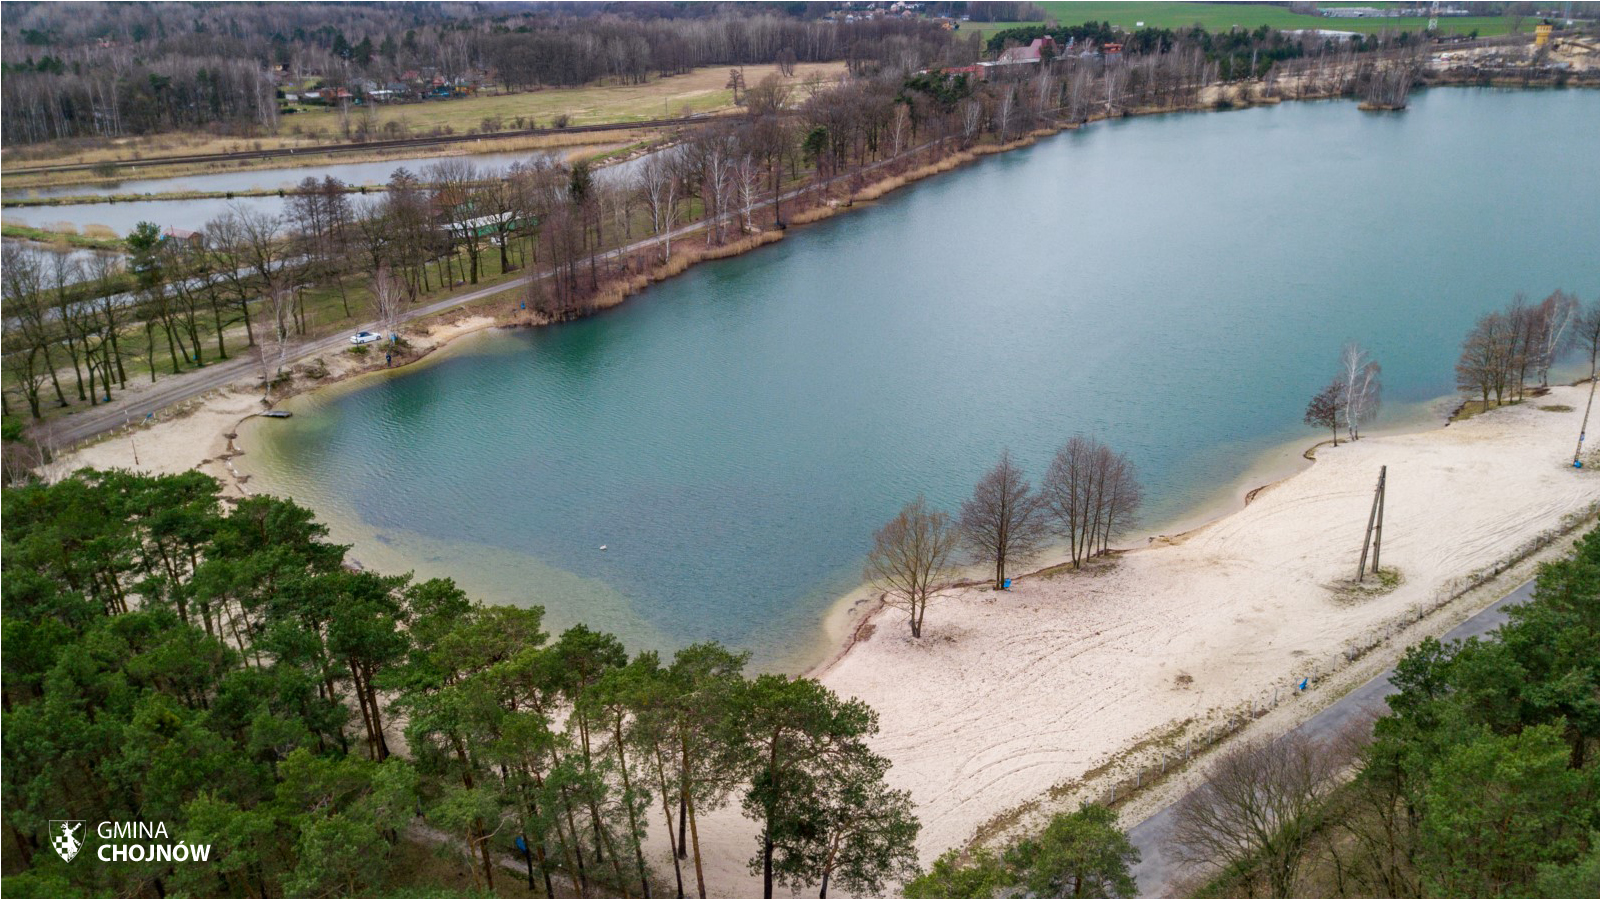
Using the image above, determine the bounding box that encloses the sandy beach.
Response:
[816,384,1597,863]
[640,385,1596,899]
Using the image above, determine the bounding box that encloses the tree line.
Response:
[0,2,972,146]
[3,42,1232,433]
[1168,527,1600,899]
[1,469,921,899]
[1303,292,1598,446]
[866,438,1142,640]
[1457,290,1594,409]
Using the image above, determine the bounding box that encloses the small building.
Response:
[996,36,1058,65]
[448,212,536,240]
[161,227,204,247]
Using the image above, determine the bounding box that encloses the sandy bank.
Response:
[51,313,501,493]
[810,385,1597,868]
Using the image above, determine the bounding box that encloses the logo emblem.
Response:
[50,820,85,863]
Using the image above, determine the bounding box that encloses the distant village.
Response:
[269,1,970,114]
[275,65,484,109]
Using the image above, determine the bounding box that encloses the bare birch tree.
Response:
[994,85,1017,144]
[639,151,681,263]
[1338,343,1382,441]
[255,287,295,403]
[1530,289,1578,388]
[370,264,404,338]
[864,496,959,638]
[890,103,911,158]
[733,154,762,234]
[960,98,983,146]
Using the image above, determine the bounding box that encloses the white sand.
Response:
[809,385,1598,872]
[50,389,265,495]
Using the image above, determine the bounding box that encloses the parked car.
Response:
[350,331,382,345]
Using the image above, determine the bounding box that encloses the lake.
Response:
[246,88,1600,670]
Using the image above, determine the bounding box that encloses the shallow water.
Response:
[1,146,649,235]
[248,88,1600,668]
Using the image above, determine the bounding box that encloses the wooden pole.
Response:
[1576,377,1597,467]
[1357,466,1382,581]
[1371,465,1386,574]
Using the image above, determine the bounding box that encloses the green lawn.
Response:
[962,20,1041,40]
[1025,2,1527,37]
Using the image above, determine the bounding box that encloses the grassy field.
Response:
[0,62,845,180]
[284,62,847,138]
[962,20,1041,40]
[1029,2,1527,36]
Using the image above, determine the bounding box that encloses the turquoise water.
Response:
[251,88,1600,667]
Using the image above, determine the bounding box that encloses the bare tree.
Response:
[864,496,959,638]
[733,153,763,233]
[1041,435,1143,569]
[639,150,682,262]
[1338,343,1381,441]
[1457,311,1514,407]
[1171,733,1346,899]
[1576,295,1600,380]
[1507,294,1540,402]
[255,287,295,403]
[1,245,53,418]
[959,449,1047,589]
[994,85,1017,144]
[370,264,404,339]
[960,98,983,147]
[889,103,911,159]
[1304,379,1347,446]
[1530,289,1578,388]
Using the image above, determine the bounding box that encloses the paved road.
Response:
[1127,577,1537,898]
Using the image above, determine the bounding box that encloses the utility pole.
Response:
[1372,465,1386,572]
[125,411,140,468]
[1357,465,1386,581]
[1576,376,1596,468]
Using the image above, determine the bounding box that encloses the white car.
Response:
[350,331,382,345]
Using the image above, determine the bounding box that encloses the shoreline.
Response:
[808,384,1597,870]
[26,83,1599,438]
[803,390,1469,681]
[48,82,1593,676]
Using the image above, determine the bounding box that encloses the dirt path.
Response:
[1126,576,1538,898]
